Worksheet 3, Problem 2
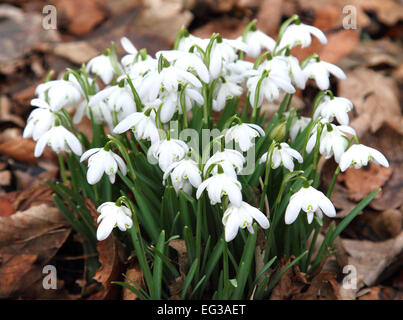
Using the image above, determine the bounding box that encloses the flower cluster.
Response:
[25,17,389,246]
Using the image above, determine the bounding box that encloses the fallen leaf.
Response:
[53,42,100,65]
[132,0,193,44]
[339,68,403,136]
[92,234,125,299]
[55,0,106,36]
[0,4,59,74]
[338,230,403,297]
[270,257,308,300]
[0,204,71,298]
[122,258,144,300]
[339,163,392,202]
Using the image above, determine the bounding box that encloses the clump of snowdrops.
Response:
[24,16,389,299]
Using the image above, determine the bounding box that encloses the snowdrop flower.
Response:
[87,54,115,84]
[73,99,113,128]
[306,122,356,163]
[212,80,243,112]
[105,85,136,121]
[80,148,127,184]
[313,96,353,125]
[260,142,303,171]
[285,55,307,89]
[23,99,56,141]
[339,144,389,172]
[224,60,254,83]
[148,139,189,172]
[207,39,248,79]
[204,149,245,178]
[113,108,160,144]
[157,50,210,84]
[177,34,204,53]
[34,125,82,157]
[285,186,336,224]
[35,80,82,111]
[120,37,138,68]
[96,202,132,241]
[223,201,270,242]
[196,173,242,206]
[248,57,296,105]
[225,123,265,152]
[288,114,311,142]
[239,29,276,58]
[278,23,327,50]
[88,85,136,123]
[303,59,346,90]
[163,159,201,194]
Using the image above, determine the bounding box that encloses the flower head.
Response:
[225,123,265,152]
[314,96,353,125]
[339,144,389,172]
[34,126,82,157]
[96,202,133,241]
[278,23,327,50]
[113,108,160,143]
[80,148,127,184]
[35,80,82,111]
[285,186,336,224]
[148,139,189,172]
[196,173,242,206]
[204,149,245,178]
[260,142,303,171]
[239,29,276,58]
[303,59,346,90]
[306,122,356,163]
[87,54,115,84]
[223,201,270,242]
[163,158,201,194]
[23,99,56,141]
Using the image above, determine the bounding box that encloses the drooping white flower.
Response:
[73,99,113,128]
[35,80,82,111]
[285,186,336,224]
[306,122,356,163]
[105,85,136,120]
[224,60,254,83]
[196,173,242,206]
[260,142,303,171]
[148,139,189,172]
[207,38,248,79]
[287,114,311,142]
[222,201,270,242]
[113,108,160,143]
[88,85,136,123]
[204,149,245,178]
[156,50,210,84]
[34,125,82,157]
[225,123,265,152]
[247,57,296,105]
[120,37,138,68]
[339,144,389,172]
[96,202,132,241]
[87,54,115,84]
[278,23,327,50]
[285,55,307,89]
[303,59,346,90]
[80,148,127,184]
[313,96,353,125]
[163,158,201,194]
[212,80,243,112]
[239,29,276,58]
[23,99,56,141]
[177,33,204,53]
